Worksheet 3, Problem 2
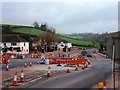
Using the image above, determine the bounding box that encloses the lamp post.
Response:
[112,39,115,90]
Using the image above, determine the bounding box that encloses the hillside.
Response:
[64,33,109,42]
[12,27,45,36]
[1,24,100,47]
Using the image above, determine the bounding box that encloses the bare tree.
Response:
[32,31,59,51]
[32,22,39,28]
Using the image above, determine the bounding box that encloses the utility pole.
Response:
[112,40,115,90]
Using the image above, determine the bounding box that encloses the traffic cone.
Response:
[75,65,78,71]
[11,72,17,86]
[7,60,10,64]
[20,69,24,83]
[82,65,85,70]
[6,64,9,71]
[24,63,27,68]
[0,60,2,64]
[30,62,32,67]
[37,61,40,64]
[47,69,51,77]
[85,63,88,68]
[66,66,70,73]
[103,80,107,90]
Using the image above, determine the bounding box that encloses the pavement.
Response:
[91,53,120,89]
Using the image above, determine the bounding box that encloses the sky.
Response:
[1,0,119,34]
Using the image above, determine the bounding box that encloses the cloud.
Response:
[1,0,118,34]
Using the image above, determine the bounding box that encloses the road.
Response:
[1,58,39,70]
[20,55,112,89]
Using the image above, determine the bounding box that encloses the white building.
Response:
[57,40,72,50]
[1,35,29,54]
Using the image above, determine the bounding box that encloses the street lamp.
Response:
[112,38,115,90]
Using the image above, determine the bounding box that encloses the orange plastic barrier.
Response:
[48,57,86,66]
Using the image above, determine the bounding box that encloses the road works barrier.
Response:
[48,56,90,67]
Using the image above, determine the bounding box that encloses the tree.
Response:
[2,25,12,34]
[41,22,48,30]
[32,22,39,29]
[33,32,59,51]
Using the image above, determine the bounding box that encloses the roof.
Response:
[2,35,28,42]
[108,31,120,38]
[58,40,69,43]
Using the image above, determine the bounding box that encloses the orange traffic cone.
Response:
[0,60,2,64]
[20,69,24,83]
[11,72,17,86]
[24,63,27,68]
[7,60,10,64]
[37,61,40,64]
[30,62,32,67]
[82,65,85,70]
[103,80,107,89]
[75,65,78,71]
[85,63,88,68]
[66,66,70,73]
[47,69,51,77]
[6,64,9,71]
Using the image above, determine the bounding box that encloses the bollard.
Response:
[98,82,103,90]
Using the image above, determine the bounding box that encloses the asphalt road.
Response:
[21,56,112,88]
[1,58,39,70]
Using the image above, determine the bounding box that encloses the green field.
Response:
[2,24,99,47]
[12,27,45,35]
[60,36,99,46]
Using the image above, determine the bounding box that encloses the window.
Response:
[24,43,25,46]
[26,49,28,52]
[4,43,6,46]
[11,42,17,46]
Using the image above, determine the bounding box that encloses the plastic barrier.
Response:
[48,57,86,66]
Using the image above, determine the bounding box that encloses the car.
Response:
[86,51,92,57]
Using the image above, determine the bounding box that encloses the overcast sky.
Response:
[1,0,119,34]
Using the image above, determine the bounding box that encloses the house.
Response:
[1,35,29,54]
[106,31,120,63]
[57,40,72,52]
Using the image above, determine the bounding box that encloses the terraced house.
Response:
[1,35,29,54]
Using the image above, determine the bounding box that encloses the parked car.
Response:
[86,51,92,57]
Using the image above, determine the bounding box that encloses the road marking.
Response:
[29,77,42,83]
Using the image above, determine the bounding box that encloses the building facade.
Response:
[106,31,120,63]
[1,35,29,54]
